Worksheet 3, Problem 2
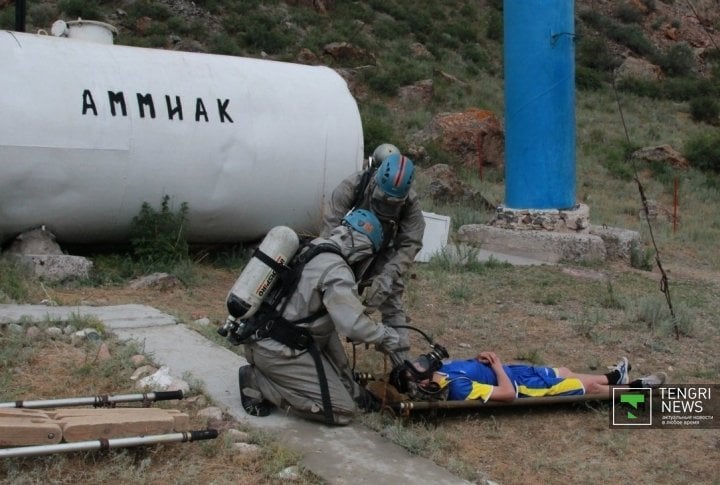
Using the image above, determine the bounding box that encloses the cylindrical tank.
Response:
[226,225,300,320]
[503,0,576,210]
[50,19,118,44]
[0,30,363,244]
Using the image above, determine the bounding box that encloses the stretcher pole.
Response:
[0,429,218,458]
[392,393,611,413]
[0,390,184,409]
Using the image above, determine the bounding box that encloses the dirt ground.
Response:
[31,256,720,483]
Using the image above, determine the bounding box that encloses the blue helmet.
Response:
[342,209,384,252]
[374,153,415,199]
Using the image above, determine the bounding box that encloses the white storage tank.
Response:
[0,29,363,244]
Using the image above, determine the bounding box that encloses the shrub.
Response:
[630,242,654,271]
[659,43,695,77]
[241,11,293,55]
[360,103,397,156]
[615,2,645,24]
[576,66,606,91]
[577,36,620,72]
[689,96,720,125]
[485,10,502,41]
[0,259,31,303]
[130,195,190,267]
[607,23,657,58]
[601,139,639,180]
[58,0,102,20]
[684,131,720,172]
[126,0,172,21]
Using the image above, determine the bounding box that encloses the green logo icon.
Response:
[620,393,646,419]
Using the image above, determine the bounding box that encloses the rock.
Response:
[45,326,63,338]
[275,466,301,481]
[26,326,41,338]
[71,328,101,346]
[420,164,494,208]
[429,108,505,170]
[398,79,433,105]
[232,442,262,457]
[128,273,183,290]
[6,227,62,255]
[225,429,251,443]
[130,354,146,367]
[185,394,208,407]
[197,406,224,422]
[323,42,375,64]
[632,144,689,168]
[96,342,111,361]
[296,47,320,65]
[615,56,663,81]
[193,317,211,326]
[135,366,190,393]
[130,365,158,381]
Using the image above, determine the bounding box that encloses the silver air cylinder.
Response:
[226,226,300,320]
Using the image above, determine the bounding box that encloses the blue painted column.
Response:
[504,0,576,210]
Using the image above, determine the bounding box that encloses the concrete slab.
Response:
[0,304,471,484]
[0,304,176,328]
[457,224,607,264]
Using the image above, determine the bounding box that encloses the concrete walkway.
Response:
[0,303,472,484]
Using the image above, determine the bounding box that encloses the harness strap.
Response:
[266,320,335,425]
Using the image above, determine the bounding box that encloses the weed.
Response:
[449,284,472,301]
[0,258,31,303]
[630,241,654,271]
[684,130,720,173]
[58,0,102,20]
[66,312,105,332]
[689,96,720,125]
[632,295,690,337]
[130,195,190,269]
[601,282,626,310]
[572,310,603,341]
[514,348,544,365]
[614,2,645,24]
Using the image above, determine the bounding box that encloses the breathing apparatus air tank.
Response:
[225,226,300,321]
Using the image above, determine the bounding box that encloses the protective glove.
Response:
[362,273,394,310]
[374,325,401,355]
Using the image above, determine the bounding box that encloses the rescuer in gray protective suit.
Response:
[320,144,425,360]
[239,209,402,425]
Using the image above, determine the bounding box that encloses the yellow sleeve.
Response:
[466,382,494,402]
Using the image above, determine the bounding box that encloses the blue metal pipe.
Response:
[504,0,576,209]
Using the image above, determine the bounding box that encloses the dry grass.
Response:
[0,330,321,485]
[2,240,719,484]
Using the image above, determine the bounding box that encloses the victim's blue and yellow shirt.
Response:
[437,359,586,402]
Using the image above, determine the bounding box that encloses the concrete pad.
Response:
[0,304,176,328]
[457,224,607,264]
[0,304,471,484]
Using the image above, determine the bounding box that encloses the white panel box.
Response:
[415,211,451,263]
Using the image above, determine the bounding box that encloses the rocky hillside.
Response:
[2,0,720,168]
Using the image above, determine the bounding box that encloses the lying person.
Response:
[420,352,666,403]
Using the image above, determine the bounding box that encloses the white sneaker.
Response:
[611,357,630,385]
[638,372,667,388]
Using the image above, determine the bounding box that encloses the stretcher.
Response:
[364,379,613,417]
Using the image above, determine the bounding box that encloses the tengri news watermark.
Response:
[610,384,719,429]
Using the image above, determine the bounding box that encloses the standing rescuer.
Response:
[321,143,425,360]
[237,209,402,425]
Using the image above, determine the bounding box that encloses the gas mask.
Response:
[389,343,449,396]
[370,184,406,220]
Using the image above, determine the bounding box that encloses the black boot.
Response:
[238,365,274,417]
